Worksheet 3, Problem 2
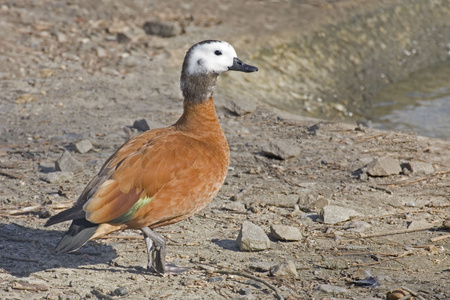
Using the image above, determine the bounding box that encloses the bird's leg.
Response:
[140,227,188,275]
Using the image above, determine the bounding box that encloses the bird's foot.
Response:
[147,262,189,275]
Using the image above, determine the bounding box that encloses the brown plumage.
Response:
[45,40,258,274]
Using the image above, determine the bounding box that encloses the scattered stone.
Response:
[224,99,257,116]
[133,119,150,131]
[112,287,128,296]
[404,161,434,174]
[223,201,246,213]
[354,268,372,280]
[96,46,107,58]
[73,139,93,154]
[345,221,371,232]
[55,31,67,43]
[40,171,74,184]
[269,261,298,277]
[55,150,83,173]
[407,220,431,230]
[443,218,450,230]
[143,21,182,38]
[365,157,401,177]
[208,276,223,283]
[297,194,329,211]
[316,284,349,295]
[260,139,301,160]
[236,221,270,252]
[116,32,130,43]
[270,225,302,241]
[238,287,252,295]
[320,205,360,224]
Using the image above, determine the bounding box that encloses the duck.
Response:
[45,40,258,274]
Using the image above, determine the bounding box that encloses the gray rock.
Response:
[297,194,329,211]
[366,157,401,177]
[269,261,298,277]
[55,31,67,43]
[405,161,434,174]
[317,284,349,294]
[320,205,360,224]
[224,99,257,116]
[223,201,246,213]
[260,139,301,160]
[133,118,150,131]
[270,225,302,241]
[236,221,270,252]
[55,150,83,173]
[41,171,74,184]
[345,221,371,232]
[73,139,93,154]
[407,220,431,230]
[143,21,181,38]
[113,287,128,296]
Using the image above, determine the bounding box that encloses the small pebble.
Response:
[133,119,150,132]
[55,150,83,173]
[236,221,270,252]
[270,225,302,241]
[73,139,93,154]
[365,156,401,177]
[269,261,298,277]
[320,205,360,224]
[113,287,128,296]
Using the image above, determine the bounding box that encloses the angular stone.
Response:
[405,161,434,174]
[443,218,450,229]
[269,261,298,277]
[224,99,257,116]
[407,220,431,230]
[133,119,150,132]
[55,150,83,173]
[320,205,360,224]
[297,194,329,211]
[366,157,401,177]
[236,221,270,251]
[223,201,246,213]
[143,21,181,38]
[270,225,302,241]
[73,139,93,154]
[260,139,301,160]
[345,221,371,232]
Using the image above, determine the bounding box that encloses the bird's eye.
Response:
[214,50,222,56]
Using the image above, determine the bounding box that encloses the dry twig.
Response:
[214,269,284,300]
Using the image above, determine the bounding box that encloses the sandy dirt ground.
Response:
[0,1,449,299]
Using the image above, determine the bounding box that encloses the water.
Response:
[369,61,450,140]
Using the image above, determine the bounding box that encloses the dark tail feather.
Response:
[45,206,86,227]
[54,218,98,254]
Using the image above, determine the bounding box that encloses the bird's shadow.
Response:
[0,222,118,277]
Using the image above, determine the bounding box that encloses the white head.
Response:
[183,40,257,75]
[181,40,258,102]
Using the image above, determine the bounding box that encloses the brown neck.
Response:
[174,96,224,138]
